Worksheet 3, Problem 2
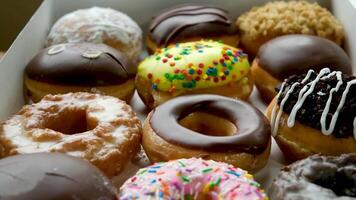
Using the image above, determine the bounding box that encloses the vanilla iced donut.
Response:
[0,92,142,177]
[46,7,143,61]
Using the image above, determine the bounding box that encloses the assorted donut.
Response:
[120,158,268,200]
[143,95,271,172]
[0,1,355,199]
[24,43,137,103]
[136,40,253,108]
[252,34,352,103]
[236,0,345,57]
[147,4,239,53]
[266,68,356,161]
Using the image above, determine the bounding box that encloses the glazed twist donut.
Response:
[0,92,142,177]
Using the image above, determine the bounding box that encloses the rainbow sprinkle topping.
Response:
[119,158,268,200]
[138,41,250,93]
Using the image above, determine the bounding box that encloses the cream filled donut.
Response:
[45,7,142,61]
[143,95,271,172]
[266,68,356,161]
[136,40,253,109]
[119,158,268,200]
[24,43,136,103]
[0,92,142,177]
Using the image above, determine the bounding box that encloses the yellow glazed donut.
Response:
[0,92,142,177]
[136,41,253,109]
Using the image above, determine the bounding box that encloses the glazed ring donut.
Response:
[143,94,271,172]
[269,154,356,200]
[251,35,352,103]
[266,68,356,161]
[120,158,268,200]
[136,40,253,109]
[0,92,142,177]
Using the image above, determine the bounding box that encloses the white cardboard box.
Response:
[0,0,355,191]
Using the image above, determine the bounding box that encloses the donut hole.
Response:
[178,112,237,136]
[310,167,356,197]
[45,108,93,135]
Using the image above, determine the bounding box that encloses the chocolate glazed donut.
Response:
[146,4,238,53]
[24,43,137,103]
[142,94,271,172]
[251,34,352,103]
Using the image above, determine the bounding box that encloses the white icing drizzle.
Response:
[301,69,314,83]
[320,79,356,137]
[287,68,330,127]
[354,117,356,140]
[270,82,285,136]
[320,71,343,135]
[271,82,300,136]
[271,67,356,140]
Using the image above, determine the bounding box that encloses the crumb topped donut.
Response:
[236,1,345,57]
[0,153,118,200]
[46,7,143,61]
[0,92,142,177]
[120,158,268,200]
[143,95,271,172]
[136,41,253,108]
[147,4,238,53]
[266,68,356,161]
[251,35,352,102]
[269,154,356,200]
[24,43,137,103]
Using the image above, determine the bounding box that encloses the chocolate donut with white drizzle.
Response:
[266,68,356,161]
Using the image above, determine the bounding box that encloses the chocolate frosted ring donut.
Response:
[142,94,271,172]
[269,154,356,200]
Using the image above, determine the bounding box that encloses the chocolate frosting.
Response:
[0,153,118,200]
[257,35,352,80]
[269,154,356,199]
[150,95,271,153]
[149,4,237,46]
[25,43,136,86]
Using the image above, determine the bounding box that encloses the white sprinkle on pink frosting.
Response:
[119,158,268,200]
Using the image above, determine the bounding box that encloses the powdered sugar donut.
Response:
[0,92,142,177]
[46,7,143,61]
[119,158,268,200]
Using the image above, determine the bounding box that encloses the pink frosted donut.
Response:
[119,158,268,200]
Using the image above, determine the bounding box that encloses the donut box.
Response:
[0,0,355,196]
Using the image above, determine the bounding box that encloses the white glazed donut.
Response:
[0,92,142,177]
[45,7,143,61]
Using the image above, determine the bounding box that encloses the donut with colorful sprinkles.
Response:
[135,40,253,108]
[119,158,268,200]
